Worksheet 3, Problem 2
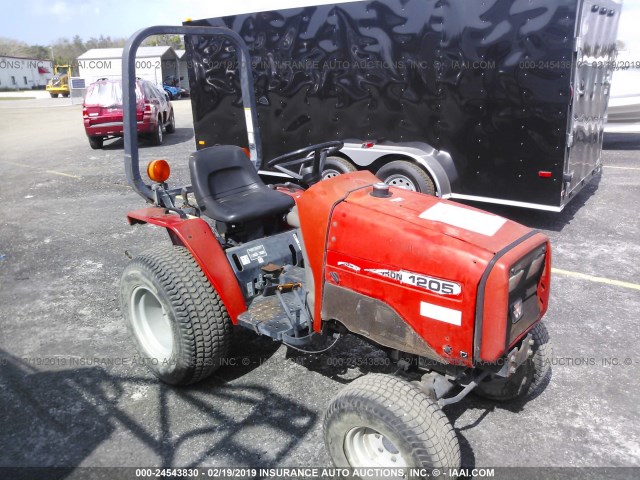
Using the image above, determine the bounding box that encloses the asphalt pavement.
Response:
[0,97,638,475]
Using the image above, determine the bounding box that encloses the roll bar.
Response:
[122,26,261,203]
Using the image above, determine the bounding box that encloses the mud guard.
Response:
[127,207,246,322]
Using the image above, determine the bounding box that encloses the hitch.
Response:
[495,333,534,378]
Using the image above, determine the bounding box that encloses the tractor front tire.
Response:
[120,245,232,385]
[474,321,552,402]
[324,374,460,473]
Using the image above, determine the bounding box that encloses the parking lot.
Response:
[0,98,639,473]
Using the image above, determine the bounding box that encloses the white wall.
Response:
[177,59,189,89]
[0,57,53,90]
[78,56,180,87]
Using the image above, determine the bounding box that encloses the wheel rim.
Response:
[158,122,163,142]
[130,286,173,360]
[384,174,417,191]
[170,112,175,129]
[344,427,408,468]
[322,168,342,179]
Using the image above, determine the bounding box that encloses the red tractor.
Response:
[119,26,552,471]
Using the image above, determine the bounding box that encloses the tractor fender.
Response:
[126,207,246,322]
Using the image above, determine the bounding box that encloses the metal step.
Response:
[237,266,309,341]
[237,293,297,339]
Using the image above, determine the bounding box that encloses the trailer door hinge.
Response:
[567,133,574,148]
[574,36,582,53]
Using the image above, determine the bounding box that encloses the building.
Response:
[76,46,180,87]
[0,56,53,90]
[174,50,189,90]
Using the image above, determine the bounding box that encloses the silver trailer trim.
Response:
[449,194,564,213]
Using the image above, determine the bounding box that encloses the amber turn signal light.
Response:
[147,160,171,183]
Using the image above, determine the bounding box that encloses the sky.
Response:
[0,0,341,44]
[1,0,638,53]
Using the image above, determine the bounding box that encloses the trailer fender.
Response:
[126,207,247,322]
[340,142,456,198]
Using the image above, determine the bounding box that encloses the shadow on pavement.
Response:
[603,132,640,150]
[0,348,316,477]
[456,172,601,233]
[100,128,194,151]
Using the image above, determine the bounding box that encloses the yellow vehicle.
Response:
[46,65,77,98]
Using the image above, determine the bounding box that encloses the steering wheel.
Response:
[266,140,344,187]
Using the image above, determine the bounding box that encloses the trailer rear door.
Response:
[565,0,620,202]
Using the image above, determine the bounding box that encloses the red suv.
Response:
[83,78,175,149]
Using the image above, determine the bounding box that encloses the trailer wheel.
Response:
[88,136,104,150]
[120,245,232,385]
[324,374,460,472]
[322,156,357,179]
[151,116,164,145]
[475,321,552,401]
[377,161,436,195]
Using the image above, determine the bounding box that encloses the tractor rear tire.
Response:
[474,321,552,402]
[322,156,357,179]
[324,374,460,473]
[376,160,436,195]
[120,245,232,385]
[49,93,58,98]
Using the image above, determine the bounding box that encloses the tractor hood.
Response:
[296,171,549,366]
[342,182,532,256]
[297,171,534,277]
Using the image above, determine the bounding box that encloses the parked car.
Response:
[83,78,175,149]
[163,75,190,98]
[162,83,181,100]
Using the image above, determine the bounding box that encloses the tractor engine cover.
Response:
[296,172,551,366]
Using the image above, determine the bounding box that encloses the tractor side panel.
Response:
[320,185,550,364]
[295,171,379,326]
[127,208,247,322]
[323,202,491,365]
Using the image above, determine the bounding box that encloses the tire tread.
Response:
[324,373,460,469]
[122,245,231,385]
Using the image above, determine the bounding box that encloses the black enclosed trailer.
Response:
[184,0,621,211]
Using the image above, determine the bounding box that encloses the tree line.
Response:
[0,35,184,65]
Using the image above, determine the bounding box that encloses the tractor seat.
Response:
[189,145,295,224]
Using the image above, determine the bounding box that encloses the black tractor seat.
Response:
[189,145,295,224]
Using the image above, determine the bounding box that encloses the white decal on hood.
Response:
[420,301,462,326]
[365,269,461,296]
[419,202,507,236]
